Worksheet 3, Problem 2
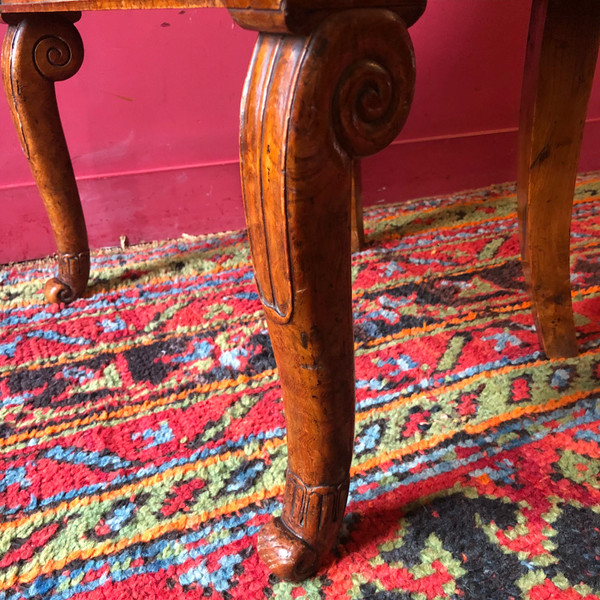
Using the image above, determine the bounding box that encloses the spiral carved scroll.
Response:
[32,26,84,82]
[330,17,415,158]
[334,57,412,157]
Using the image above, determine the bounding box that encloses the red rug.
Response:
[1,174,599,599]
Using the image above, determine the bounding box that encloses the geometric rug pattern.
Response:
[1,173,599,599]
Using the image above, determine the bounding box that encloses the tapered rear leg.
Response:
[351,162,366,252]
[2,13,89,303]
[240,9,416,580]
[518,0,600,358]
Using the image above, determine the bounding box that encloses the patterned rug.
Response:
[1,173,600,600]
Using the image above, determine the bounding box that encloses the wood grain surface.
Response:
[517,0,600,358]
[239,8,416,579]
[2,13,90,302]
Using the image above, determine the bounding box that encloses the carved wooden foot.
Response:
[517,0,600,358]
[2,13,89,303]
[239,9,416,580]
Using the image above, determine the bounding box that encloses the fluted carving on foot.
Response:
[257,472,349,581]
[44,251,90,303]
[284,470,349,538]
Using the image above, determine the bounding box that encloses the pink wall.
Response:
[1,0,599,263]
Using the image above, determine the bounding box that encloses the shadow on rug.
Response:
[0,174,599,599]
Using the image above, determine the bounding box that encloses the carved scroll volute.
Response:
[241,8,415,325]
[241,9,416,580]
[2,14,84,157]
[2,14,89,303]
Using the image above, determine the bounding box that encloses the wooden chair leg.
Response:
[2,13,89,303]
[351,161,366,253]
[517,0,600,358]
[240,9,416,580]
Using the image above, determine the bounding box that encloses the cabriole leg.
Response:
[351,162,366,253]
[2,13,89,303]
[517,0,600,358]
[239,9,416,580]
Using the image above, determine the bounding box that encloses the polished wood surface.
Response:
[1,0,599,583]
[0,0,220,12]
[0,0,425,32]
[2,12,90,302]
[240,8,416,578]
[517,0,600,358]
[351,162,366,253]
[228,0,424,35]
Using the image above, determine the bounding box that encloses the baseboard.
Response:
[362,119,600,208]
[0,162,246,264]
[1,121,598,264]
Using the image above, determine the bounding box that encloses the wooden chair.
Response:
[1,0,598,581]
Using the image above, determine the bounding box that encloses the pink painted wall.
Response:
[1,0,599,263]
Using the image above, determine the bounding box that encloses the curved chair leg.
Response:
[240,9,416,580]
[351,162,366,253]
[2,13,89,303]
[517,0,600,358]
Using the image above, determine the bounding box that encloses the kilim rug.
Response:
[1,173,600,600]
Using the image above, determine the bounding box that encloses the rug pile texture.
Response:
[1,174,599,599]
